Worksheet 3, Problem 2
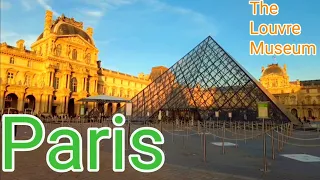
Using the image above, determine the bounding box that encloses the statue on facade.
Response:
[51,40,56,53]
[261,66,265,72]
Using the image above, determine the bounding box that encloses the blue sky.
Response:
[1,0,319,80]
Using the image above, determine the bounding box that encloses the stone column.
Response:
[83,77,87,92]
[48,95,52,114]
[75,98,80,116]
[50,71,54,87]
[34,94,42,114]
[0,89,5,110]
[17,92,25,112]
[41,95,48,113]
[65,97,69,115]
[112,103,117,114]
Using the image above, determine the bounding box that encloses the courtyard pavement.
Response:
[1,122,320,180]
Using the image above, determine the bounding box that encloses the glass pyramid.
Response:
[128,36,299,124]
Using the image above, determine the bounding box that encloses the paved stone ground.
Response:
[1,122,320,180]
[0,139,257,180]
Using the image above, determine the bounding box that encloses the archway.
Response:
[308,108,313,118]
[291,108,298,118]
[4,93,18,109]
[24,95,36,111]
[107,103,112,117]
[116,103,121,112]
[68,98,75,117]
[98,102,104,114]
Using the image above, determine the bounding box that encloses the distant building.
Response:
[260,63,320,120]
[0,10,167,116]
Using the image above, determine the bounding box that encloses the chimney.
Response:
[16,39,25,50]
[86,27,93,37]
[97,60,101,68]
[43,10,53,38]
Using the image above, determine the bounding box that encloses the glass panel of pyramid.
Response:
[128,36,299,124]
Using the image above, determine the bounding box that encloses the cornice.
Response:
[0,48,44,62]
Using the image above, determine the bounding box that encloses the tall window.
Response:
[86,53,91,64]
[25,75,31,86]
[55,44,62,56]
[70,77,77,92]
[7,72,14,84]
[120,90,123,97]
[53,77,59,89]
[86,79,90,92]
[10,57,14,64]
[72,49,77,60]
[27,60,32,67]
[112,88,116,96]
[113,78,116,84]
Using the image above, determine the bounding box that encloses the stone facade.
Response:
[0,10,152,116]
[260,63,320,120]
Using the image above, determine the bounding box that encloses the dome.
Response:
[262,64,284,76]
[36,14,94,45]
[54,23,93,44]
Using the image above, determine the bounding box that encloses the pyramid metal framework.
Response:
[128,36,299,124]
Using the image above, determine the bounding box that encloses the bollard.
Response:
[235,121,238,148]
[172,120,174,143]
[271,127,275,160]
[252,121,254,139]
[222,121,225,155]
[281,124,284,151]
[261,118,268,173]
[277,125,280,152]
[212,121,215,134]
[126,120,131,151]
[244,121,247,144]
[203,131,206,163]
[187,121,189,141]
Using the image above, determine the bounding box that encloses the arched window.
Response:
[308,109,313,118]
[7,72,14,84]
[72,49,77,60]
[70,77,77,92]
[86,53,91,64]
[55,44,62,56]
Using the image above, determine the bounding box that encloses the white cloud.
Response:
[81,0,210,24]
[0,1,11,9]
[0,31,38,49]
[21,0,32,11]
[36,0,59,16]
[83,10,105,17]
[20,0,60,15]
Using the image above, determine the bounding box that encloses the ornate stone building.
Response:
[0,10,152,116]
[260,63,320,120]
